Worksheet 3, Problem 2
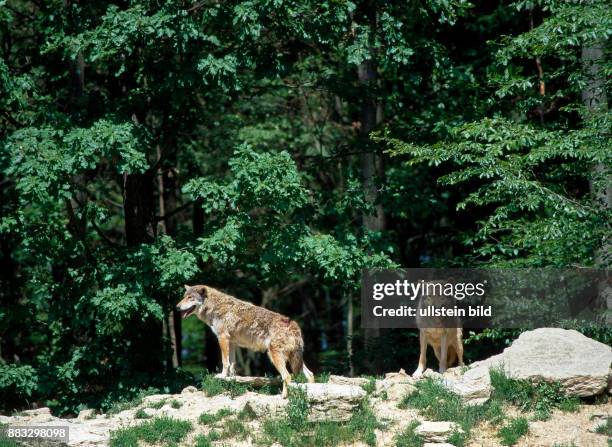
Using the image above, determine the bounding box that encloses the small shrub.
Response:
[170,399,182,409]
[316,372,330,383]
[361,377,377,395]
[198,408,233,425]
[395,420,424,447]
[498,417,529,446]
[287,386,309,429]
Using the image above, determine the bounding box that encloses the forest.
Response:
[0,0,610,415]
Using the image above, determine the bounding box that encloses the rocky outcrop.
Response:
[290,383,366,422]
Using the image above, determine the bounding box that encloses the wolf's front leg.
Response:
[216,335,231,378]
[412,329,428,378]
[229,343,237,376]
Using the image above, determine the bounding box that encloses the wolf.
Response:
[176,284,315,397]
[412,283,464,377]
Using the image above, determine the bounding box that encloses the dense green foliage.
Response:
[0,0,609,414]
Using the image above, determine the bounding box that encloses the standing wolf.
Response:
[176,285,315,397]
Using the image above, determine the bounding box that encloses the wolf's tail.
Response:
[287,321,315,383]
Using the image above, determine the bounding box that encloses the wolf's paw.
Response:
[215,372,229,378]
[412,368,424,379]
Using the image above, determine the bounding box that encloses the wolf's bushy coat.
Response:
[176,285,314,397]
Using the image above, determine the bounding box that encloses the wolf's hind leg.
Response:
[302,363,315,383]
[268,349,291,398]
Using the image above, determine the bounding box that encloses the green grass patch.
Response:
[147,399,167,410]
[193,434,212,447]
[490,368,581,421]
[169,399,182,409]
[498,417,529,446]
[395,420,424,447]
[134,408,151,419]
[105,388,159,415]
[109,416,192,447]
[220,418,249,440]
[198,408,233,425]
[594,417,612,436]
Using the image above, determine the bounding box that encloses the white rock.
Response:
[217,375,281,387]
[415,420,460,442]
[22,407,51,416]
[502,328,612,397]
[77,409,96,421]
[385,382,416,401]
[328,375,370,387]
[443,365,491,405]
[181,385,198,394]
[291,383,366,422]
[423,443,456,447]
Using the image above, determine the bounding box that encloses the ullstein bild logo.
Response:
[361,268,610,329]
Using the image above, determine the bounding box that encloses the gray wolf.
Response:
[176,285,315,397]
[412,284,464,377]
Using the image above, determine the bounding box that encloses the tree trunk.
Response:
[581,42,611,322]
[123,171,156,246]
[356,2,385,350]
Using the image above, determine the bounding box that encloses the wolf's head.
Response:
[176,285,205,319]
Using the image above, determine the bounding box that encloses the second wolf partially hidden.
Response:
[176,285,315,397]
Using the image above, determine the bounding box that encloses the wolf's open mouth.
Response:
[180,305,196,319]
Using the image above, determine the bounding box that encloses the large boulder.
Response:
[290,383,366,422]
[502,328,612,397]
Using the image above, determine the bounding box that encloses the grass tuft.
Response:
[498,417,529,446]
[594,417,612,436]
[490,368,579,421]
[198,408,233,425]
[395,420,424,447]
[134,408,151,419]
[109,416,192,447]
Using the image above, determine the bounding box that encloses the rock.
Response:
[77,409,96,421]
[502,328,612,397]
[415,421,460,443]
[443,365,491,405]
[291,383,366,422]
[243,394,287,418]
[328,375,370,387]
[217,375,281,387]
[22,407,51,416]
[181,385,198,394]
[423,444,456,447]
[376,369,416,400]
[386,382,417,401]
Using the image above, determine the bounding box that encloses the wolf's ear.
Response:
[184,284,190,291]
[192,286,206,303]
